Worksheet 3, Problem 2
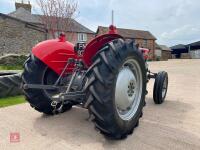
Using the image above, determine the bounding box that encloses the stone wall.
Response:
[0,15,46,56]
[181,53,191,59]
[0,54,28,66]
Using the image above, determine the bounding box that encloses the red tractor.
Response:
[22,25,168,139]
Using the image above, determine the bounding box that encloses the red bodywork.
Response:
[32,35,78,75]
[32,26,150,75]
[32,26,122,75]
[140,48,150,60]
[83,33,122,67]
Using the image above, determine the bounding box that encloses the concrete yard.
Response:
[0,59,200,150]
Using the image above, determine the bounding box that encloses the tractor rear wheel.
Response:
[84,39,146,139]
[22,55,74,115]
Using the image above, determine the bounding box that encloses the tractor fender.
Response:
[32,39,77,75]
[83,34,123,67]
[32,34,123,74]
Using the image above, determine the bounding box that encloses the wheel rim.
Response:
[42,67,70,111]
[162,76,167,98]
[42,67,61,99]
[115,59,143,121]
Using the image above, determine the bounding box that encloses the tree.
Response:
[37,0,78,39]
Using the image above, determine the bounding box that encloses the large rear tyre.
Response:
[0,73,22,98]
[84,39,147,139]
[22,55,73,115]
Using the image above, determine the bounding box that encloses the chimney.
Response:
[15,1,32,13]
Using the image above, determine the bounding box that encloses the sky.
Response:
[0,0,200,46]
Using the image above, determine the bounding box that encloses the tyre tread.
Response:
[84,39,146,139]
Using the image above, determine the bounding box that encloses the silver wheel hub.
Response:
[115,59,143,121]
[115,68,136,111]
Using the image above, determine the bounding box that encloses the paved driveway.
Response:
[0,59,200,150]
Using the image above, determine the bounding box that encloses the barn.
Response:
[188,41,200,59]
[170,44,188,58]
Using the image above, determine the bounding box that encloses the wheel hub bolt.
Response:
[127,81,135,97]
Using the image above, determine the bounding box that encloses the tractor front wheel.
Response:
[84,39,147,139]
[153,71,168,104]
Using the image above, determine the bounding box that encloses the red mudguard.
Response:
[83,33,123,67]
[32,39,77,75]
[32,33,123,75]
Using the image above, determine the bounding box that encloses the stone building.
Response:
[96,26,157,60]
[0,13,46,55]
[0,1,95,55]
[155,44,172,61]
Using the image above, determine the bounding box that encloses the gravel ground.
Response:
[0,59,200,150]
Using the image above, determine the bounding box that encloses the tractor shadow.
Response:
[144,97,194,125]
[33,106,107,144]
[33,98,196,148]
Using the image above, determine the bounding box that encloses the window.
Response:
[54,31,60,38]
[143,39,147,48]
[78,33,87,42]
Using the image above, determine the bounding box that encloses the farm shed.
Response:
[188,41,200,59]
[170,44,188,58]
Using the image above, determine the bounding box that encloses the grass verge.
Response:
[0,96,26,108]
[0,65,23,70]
